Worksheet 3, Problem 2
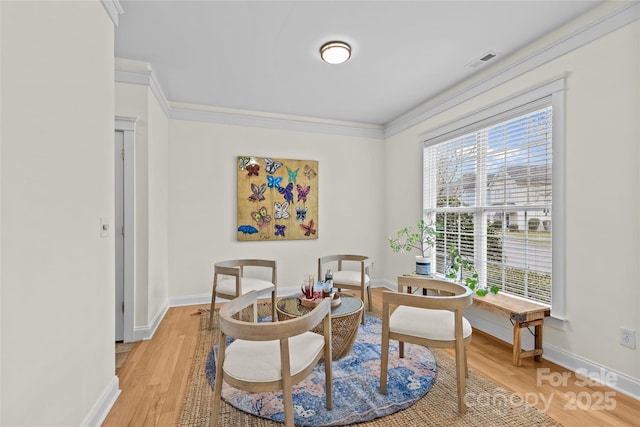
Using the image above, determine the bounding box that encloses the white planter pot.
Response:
[415,256,431,276]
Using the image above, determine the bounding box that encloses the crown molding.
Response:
[384,1,640,138]
[115,63,171,117]
[169,105,385,139]
[101,0,124,27]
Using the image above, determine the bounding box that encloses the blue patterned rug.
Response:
[206,315,437,426]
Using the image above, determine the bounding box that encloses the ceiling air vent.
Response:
[466,51,500,69]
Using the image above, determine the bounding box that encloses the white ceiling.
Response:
[114,0,604,127]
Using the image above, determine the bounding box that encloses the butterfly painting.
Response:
[304,164,317,179]
[296,185,310,203]
[248,183,266,202]
[246,164,260,177]
[251,206,272,227]
[237,156,317,241]
[267,175,282,189]
[265,158,283,175]
[278,182,294,203]
[274,201,290,219]
[300,219,316,237]
[274,224,286,237]
[287,167,299,184]
[295,206,307,221]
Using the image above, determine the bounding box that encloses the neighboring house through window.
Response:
[421,78,566,319]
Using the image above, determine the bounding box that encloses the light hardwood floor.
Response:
[103,288,639,426]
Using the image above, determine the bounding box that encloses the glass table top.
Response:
[276,293,363,317]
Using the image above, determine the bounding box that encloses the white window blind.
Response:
[423,103,553,304]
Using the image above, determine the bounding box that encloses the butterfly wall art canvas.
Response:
[237,155,318,241]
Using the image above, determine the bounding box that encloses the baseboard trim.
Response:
[169,293,211,307]
[465,311,640,400]
[82,375,120,427]
[542,343,640,400]
[133,302,169,341]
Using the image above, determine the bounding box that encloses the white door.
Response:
[115,130,125,341]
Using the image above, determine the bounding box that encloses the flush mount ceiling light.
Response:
[320,41,351,64]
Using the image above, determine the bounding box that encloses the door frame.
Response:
[115,116,136,343]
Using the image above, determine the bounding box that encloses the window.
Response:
[421,79,565,314]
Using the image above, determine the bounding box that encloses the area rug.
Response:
[205,315,436,426]
[178,304,562,427]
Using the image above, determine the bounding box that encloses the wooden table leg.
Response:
[513,322,522,366]
[513,319,545,366]
[534,322,543,362]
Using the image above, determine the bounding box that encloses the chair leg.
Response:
[208,292,216,330]
[210,334,226,427]
[399,341,404,358]
[272,291,277,322]
[324,354,333,410]
[280,341,294,427]
[210,385,221,427]
[380,326,390,393]
[251,302,257,323]
[282,384,294,427]
[464,346,469,378]
[360,287,366,325]
[455,345,467,414]
[366,285,373,312]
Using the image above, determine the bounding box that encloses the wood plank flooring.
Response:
[103,288,639,426]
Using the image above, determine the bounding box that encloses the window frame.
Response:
[420,78,566,321]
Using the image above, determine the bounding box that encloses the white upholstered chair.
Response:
[209,259,277,329]
[318,254,372,324]
[210,291,333,427]
[380,276,473,414]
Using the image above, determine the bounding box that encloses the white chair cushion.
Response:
[222,331,325,383]
[390,306,472,341]
[333,270,369,286]
[216,277,275,296]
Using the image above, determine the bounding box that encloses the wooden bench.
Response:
[472,293,551,366]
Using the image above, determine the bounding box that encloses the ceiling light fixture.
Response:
[320,41,351,65]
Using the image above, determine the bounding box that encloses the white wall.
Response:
[168,119,385,298]
[1,1,116,425]
[383,21,640,382]
[147,89,170,321]
[0,2,4,421]
[115,81,170,332]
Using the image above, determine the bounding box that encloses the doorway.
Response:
[115,117,135,343]
[115,129,124,341]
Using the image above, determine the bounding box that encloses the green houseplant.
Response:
[446,244,499,296]
[388,220,439,275]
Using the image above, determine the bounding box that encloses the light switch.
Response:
[100,216,110,238]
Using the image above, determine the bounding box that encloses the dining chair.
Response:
[380,276,473,414]
[318,254,372,324]
[210,290,333,427]
[209,259,277,330]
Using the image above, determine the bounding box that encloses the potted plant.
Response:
[388,220,439,275]
[446,244,499,296]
